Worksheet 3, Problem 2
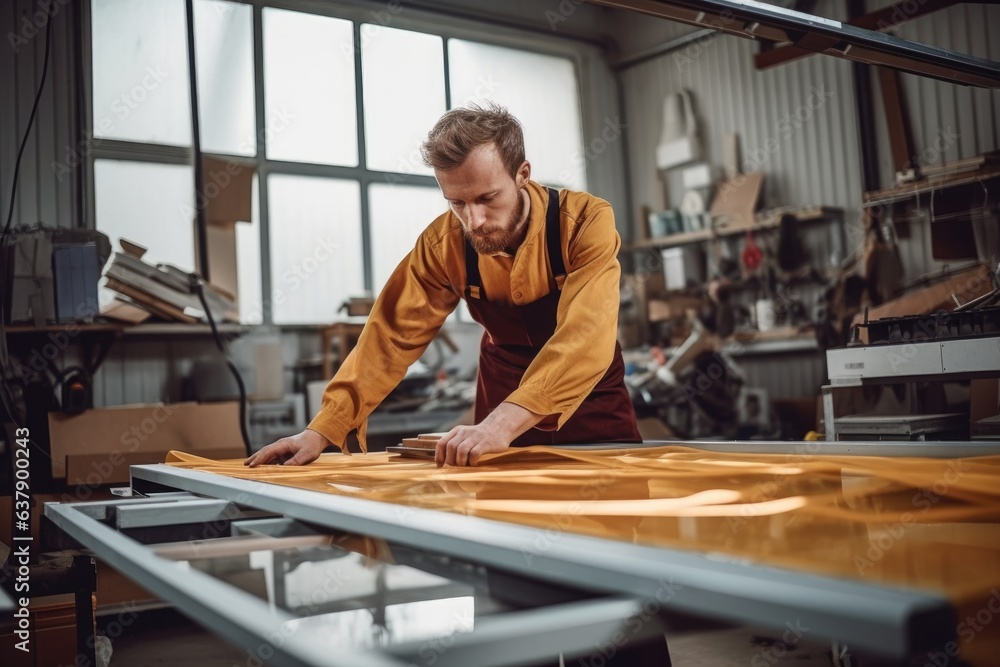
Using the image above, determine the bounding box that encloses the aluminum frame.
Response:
[119,460,960,660]
[43,498,670,667]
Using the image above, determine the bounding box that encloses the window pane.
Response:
[268,175,364,324]
[91,0,192,145]
[94,160,195,269]
[237,175,263,324]
[448,41,586,191]
[263,9,357,166]
[194,0,256,156]
[362,26,445,175]
[368,184,447,294]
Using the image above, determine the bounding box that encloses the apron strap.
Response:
[545,188,567,289]
[464,233,483,300]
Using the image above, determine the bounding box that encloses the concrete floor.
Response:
[101,608,854,667]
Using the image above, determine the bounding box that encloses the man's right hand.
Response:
[244,429,331,467]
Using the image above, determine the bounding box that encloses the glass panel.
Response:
[361,26,445,175]
[194,0,256,156]
[368,184,446,295]
[263,8,358,166]
[161,528,524,650]
[91,0,192,146]
[448,40,586,191]
[94,160,195,269]
[268,175,364,324]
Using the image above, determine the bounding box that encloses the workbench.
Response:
[39,439,1000,667]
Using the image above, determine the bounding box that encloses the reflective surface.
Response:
[157,523,511,650]
[168,445,1000,664]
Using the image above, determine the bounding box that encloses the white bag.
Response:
[656,90,702,170]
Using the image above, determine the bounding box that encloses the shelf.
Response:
[862,164,1000,208]
[723,327,818,355]
[630,229,712,250]
[119,323,249,337]
[5,323,121,334]
[627,206,839,252]
[4,321,249,337]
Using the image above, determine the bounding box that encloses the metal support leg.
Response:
[73,555,97,667]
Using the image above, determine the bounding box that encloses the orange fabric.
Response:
[306,181,624,451]
[167,445,1000,665]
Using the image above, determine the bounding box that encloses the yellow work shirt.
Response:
[308,180,624,451]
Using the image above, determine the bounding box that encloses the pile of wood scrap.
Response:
[100,240,238,324]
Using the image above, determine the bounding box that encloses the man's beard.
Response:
[464,190,526,255]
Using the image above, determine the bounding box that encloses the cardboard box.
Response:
[47,402,247,480]
[0,594,80,667]
[200,221,241,302]
[193,154,256,306]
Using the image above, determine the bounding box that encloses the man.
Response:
[246,103,640,469]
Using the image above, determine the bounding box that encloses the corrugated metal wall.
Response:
[616,0,862,237]
[610,1,1000,400]
[1,0,79,231]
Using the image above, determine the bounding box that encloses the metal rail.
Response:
[588,0,1000,88]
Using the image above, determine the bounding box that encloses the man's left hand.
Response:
[435,424,510,467]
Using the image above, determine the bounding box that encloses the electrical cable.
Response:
[194,280,252,456]
[1,4,53,430]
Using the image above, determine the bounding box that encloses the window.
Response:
[449,40,587,191]
[91,0,191,145]
[89,2,587,325]
[193,0,256,156]
[368,184,446,293]
[93,160,196,268]
[263,9,358,166]
[267,176,364,324]
[361,26,446,175]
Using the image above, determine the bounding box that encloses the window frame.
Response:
[81,0,598,325]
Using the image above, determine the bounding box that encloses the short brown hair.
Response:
[421,102,525,178]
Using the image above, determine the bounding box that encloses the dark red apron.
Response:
[464,187,641,447]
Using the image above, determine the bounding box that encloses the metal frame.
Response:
[587,0,1000,88]
[112,461,961,661]
[44,497,669,667]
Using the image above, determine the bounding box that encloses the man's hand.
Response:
[435,423,511,467]
[245,429,331,467]
[435,402,544,467]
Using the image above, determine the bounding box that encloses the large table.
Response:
[42,440,1000,666]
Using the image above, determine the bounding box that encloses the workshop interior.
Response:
[1,0,1000,665]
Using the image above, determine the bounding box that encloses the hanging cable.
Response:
[194,279,252,455]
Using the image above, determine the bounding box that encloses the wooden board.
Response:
[104,277,198,323]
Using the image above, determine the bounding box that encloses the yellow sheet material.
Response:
[166,445,1000,664]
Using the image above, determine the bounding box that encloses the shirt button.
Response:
[514,291,523,300]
